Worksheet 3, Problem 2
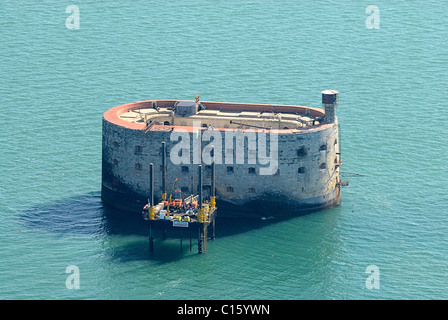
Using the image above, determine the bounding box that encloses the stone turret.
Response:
[322,90,339,124]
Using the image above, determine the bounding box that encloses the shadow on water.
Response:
[20,191,314,264]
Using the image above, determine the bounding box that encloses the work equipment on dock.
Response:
[142,143,218,254]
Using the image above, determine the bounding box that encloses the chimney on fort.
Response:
[322,90,339,124]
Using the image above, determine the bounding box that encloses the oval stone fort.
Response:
[101,90,342,217]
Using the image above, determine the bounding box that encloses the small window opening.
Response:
[135,145,143,154]
[297,146,307,157]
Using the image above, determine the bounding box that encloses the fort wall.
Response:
[101,99,341,216]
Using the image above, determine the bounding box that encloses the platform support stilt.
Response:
[149,224,154,254]
[203,224,208,253]
[198,227,203,254]
[180,230,183,253]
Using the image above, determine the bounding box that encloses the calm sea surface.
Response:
[1,1,447,299]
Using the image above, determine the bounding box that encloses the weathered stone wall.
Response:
[102,117,341,216]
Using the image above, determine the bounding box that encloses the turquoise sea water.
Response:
[1,1,447,299]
